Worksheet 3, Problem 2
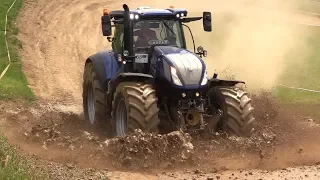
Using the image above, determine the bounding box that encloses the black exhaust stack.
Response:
[123,4,134,72]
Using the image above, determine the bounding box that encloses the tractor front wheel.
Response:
[209,87,255,137]
[112,82,160,137]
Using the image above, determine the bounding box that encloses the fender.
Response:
[208,78,245,89]
[107,72,154,108]
[113,73,154,83]
[85,50,119,91]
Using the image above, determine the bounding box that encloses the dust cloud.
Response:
[18,0,312,105]
[132,0,307,91]
[204,0,304,91]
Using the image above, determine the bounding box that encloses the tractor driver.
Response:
[134,21,158,47]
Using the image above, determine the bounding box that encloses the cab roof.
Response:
[109,6,188,19]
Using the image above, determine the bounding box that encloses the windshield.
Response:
[133,19,184,49]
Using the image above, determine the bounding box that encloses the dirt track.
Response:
[2,0,319,179]
[2,95,320,179]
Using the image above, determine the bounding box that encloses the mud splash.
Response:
[1,91,320,173]
[104,130,194,169]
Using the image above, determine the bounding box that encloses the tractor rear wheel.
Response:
[209,87,255,137]
[112,82,160,137]
[83,62,110,135]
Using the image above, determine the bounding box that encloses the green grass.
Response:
[274,26,320,104]
[0,0,34,101]
[0,134,42,179]
[0,0,38,179]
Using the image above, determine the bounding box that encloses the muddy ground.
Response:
[2,0,320,179]
[1,93,320,179]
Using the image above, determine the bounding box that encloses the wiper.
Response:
[161,20,176,37]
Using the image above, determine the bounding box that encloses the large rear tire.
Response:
[210,87,255,137]
[83,62,111,136]
[112,82,160,137]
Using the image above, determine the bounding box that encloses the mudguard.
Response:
[106,72,154,109]
[114,73,153,81]
[108,72,154,93]
[208,78,245,89]
[85,50,119,91]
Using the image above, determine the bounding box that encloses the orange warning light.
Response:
[103,8,109,15]
[170,6,174,9]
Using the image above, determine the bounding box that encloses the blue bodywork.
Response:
[99,50,119,80]
[97,46,207,90]
[152,46,207,90]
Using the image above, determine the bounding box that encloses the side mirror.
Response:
[203,12,212,32]
[101,15,112,36]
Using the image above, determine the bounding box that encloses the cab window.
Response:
[113,24,124,54]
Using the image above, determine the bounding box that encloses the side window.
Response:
[183,25,194,52]
[172,23,182,47]
[113,24,124,54]
[150,53,157,75]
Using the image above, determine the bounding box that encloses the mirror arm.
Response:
[182,24,196,53]
[181,17,202,23]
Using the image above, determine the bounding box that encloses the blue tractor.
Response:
[82,4,255,137]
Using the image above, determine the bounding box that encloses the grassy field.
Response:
[0,135,42,179]
[0,0,39,179]
[0,0,34,101]
[274,26,320,104]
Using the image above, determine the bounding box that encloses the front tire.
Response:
[210,87,255,137]
[112,82,160,137]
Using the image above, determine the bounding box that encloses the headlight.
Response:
[201,70,208,85]
[130,14,134,19]
[170,67,183,86]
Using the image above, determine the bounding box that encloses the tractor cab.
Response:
[113,17,185,55]
[132,19,184,50]
[102,5,212,72]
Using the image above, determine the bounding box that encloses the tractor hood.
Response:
[154,46,207,87]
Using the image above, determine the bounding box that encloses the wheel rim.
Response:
[116,98,127,136]
[87,83,95,124]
